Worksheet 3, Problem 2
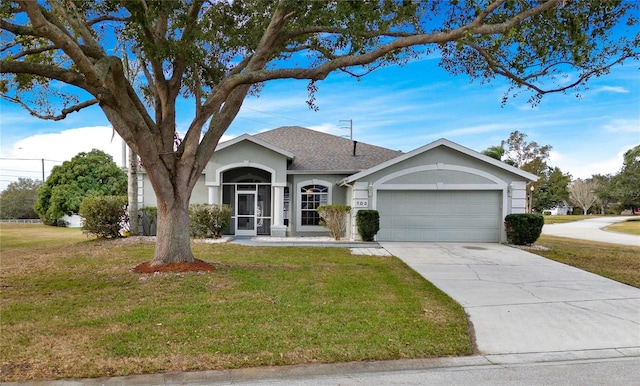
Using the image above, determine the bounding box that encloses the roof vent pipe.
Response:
[352,140,358,157]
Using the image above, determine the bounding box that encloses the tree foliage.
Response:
[611,145,640,210]
[533,166,571,213]
[502,131,552,173]
[0,177,41,219]
[2,0,638,264]
[481,144,506,161]
[35,149,127,225]
[591,174,615,215]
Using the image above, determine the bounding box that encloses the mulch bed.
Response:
[133,259,216,273]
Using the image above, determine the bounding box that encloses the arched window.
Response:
[300,184,328,226]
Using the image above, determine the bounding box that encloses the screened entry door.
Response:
[236,192,256,236]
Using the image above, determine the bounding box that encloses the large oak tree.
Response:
[1,0,638,266]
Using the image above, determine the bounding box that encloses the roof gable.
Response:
[216,133,295,160]
[344,138,538,183]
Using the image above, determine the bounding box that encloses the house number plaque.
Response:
[354,199,369,208]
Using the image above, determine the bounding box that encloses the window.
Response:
[300,184,328,226]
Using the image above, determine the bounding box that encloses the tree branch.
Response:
[0,94,98,121]
[0,60,90,90]
[5,44,57,60]
[17,1,105,88]
[470,43,634,95]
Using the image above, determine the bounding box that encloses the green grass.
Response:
[0,223,471,382]
[604,217,640,235]
[542,215,602,224]
[531,234,640,288]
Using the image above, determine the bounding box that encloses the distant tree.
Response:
[569,178,599,215]
[533,167,570,213]
[495,131,553,212]
[591,174,615,215]
[482,145,506,161]
[2,1,638,266]
[611,145,640,212]
[503,131,552,174]
[35,149,127,225]
[0,178,41,219]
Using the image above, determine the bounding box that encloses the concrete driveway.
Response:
[381,242,640,358]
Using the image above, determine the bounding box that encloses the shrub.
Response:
[139,207,157,236]
[317,205,351,240]
[189,204,232,238]
[356,210,380,241]
[504,213,544,245]
[79,195,128,238]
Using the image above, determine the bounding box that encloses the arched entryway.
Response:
[222,167,272,236]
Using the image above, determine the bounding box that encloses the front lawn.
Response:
[0,223,471,382]
[542,214,601,224]
[532,234,640,288]
[604,217,640,235]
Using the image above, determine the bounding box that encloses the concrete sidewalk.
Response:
[542,216,640,246]
[381,242,640,356]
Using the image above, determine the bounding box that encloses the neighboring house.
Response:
[139,126,537,243]
[544,202,573,216]
[61,213,83,228]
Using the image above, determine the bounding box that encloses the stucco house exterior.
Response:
[138,126,537,242]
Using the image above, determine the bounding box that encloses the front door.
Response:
[236,192,256,236]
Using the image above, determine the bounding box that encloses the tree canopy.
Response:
[35,149,127,225]
[533,166,570,213]
[611,144,640,210]
[2,0,638,265]
[0,177,41,219]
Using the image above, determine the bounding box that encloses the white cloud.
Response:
[593,85,629,94]
[551,146,634,180]
[1,126,125,191]
[604,118,640,133]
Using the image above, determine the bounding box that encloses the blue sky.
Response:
[1,53,638,192]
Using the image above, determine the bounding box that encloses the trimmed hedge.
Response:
[356,210,380,241]
[504,213,544,245]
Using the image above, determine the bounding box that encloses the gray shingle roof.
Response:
[253,126,403,172]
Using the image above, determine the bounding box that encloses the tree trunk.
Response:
[128,148,139,236]
[151,196,195,266]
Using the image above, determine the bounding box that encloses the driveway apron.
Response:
[381,242,640,356]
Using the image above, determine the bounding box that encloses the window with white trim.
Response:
[300,184,328,226]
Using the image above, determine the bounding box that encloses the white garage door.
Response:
[376,190,501,242]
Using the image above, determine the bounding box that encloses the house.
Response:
[544,202,573,216]
[139,126,537,242]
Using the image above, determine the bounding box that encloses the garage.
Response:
[376,190,502,242]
